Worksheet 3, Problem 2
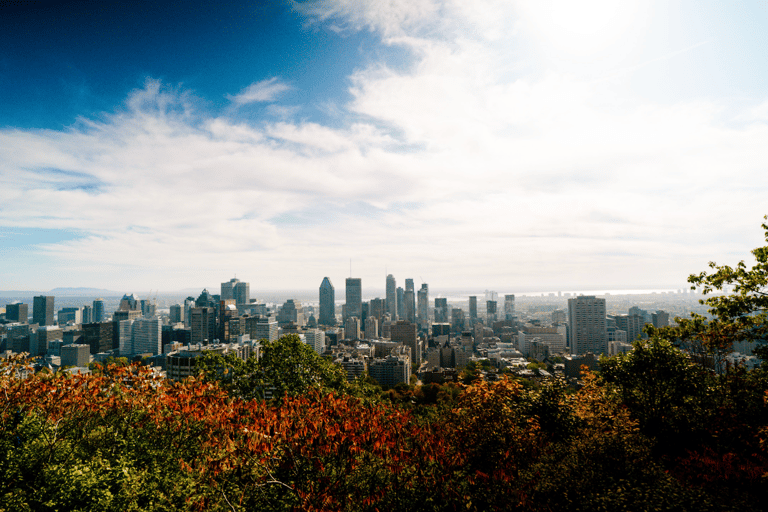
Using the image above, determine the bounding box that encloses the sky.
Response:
[2,0,768,295]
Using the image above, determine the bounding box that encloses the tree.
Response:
[197,334,351,401]
[654,216,768,368]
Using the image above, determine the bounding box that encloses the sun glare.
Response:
[521,0,653,63]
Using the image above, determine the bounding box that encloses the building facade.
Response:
[568,296,607,356]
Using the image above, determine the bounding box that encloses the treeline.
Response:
[1,333,767,511]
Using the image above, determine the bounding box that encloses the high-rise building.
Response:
[119,294,140,312]
[396,287,404,319]
[82,305,92,325]
[221,278,239,301]
[58,307,81,325]
[234,281,250,305]
[319,277,336,326]
[504,295,516,321]
[169,304,184,324]
[404,290,415,323]
[5,302,28,323]
[277,299,304,327]
[652,310,670,328]
[369,298,386,325]
[391,320,420,365]
[190,307,217,345]
[92,298,105,323]
[365,316,378,340]
[486,300,498,325]
[417,284,429,331]
[469,296,478,323]
[434,298,448,323]
[568,296,607,356]
[451,308,465,332]
[33,296,54,326]
[386,274,398,321]
[304,328,326,355]
[61,344,90,367]
[83,321,114,355]
[345,278,362,322]
[132,317,162,355]
[345,316,361,340]
[246,315,278,342]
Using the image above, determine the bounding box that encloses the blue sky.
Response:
[2,0,768,294]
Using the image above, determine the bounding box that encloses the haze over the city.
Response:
[2,0,767,292]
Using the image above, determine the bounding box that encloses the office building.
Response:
[568,296,607,356]
[504,295,516,320]
[61,344,90,367]
[82,321,115,355]
[404,289,415,323]
[190,306,217,345]
[434,298,448,323]
[221,278,239,301]
[365,316,378,340]
[93,298,105,323]
[5,302,28,323]
[345,317,361,340]
[119,293,140,311]
[369,355,411,388]
[391,319,420,365]
[652,310,670,328]
[397,287,404,319]
[386,274,398,321]
[246,315,278,343]
[319,277,336,326]
[58,307,81,326]
[132,317,162,355]
[417,283,429,331]
[81,305,92,325]
[33,296,54,326]
[486,300,498,325]
[345,278,362,321]
[304,328,325,355]
[170,304,184,324]
[469,296,478,323]
[277,299,304,327]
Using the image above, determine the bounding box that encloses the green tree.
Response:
[654,216,768,369]
[197,334,351,401]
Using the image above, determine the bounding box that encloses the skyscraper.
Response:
[504,294,516,320]
[404,289,415,323]
[5,302,28,323]
[434,298,448,323]
[33,296,54,326]
[396,286,404,319]
[345,278,362,322]
[234,281,250,305]
[221,277,239,301]
[385,274,398,321]
[469,296,478,324]
[417,283,429,331]
[486,300,498,325]
[319,277,335,326]
[93,298,105,323]
[568,296,607,356]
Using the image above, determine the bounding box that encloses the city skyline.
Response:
[2,1,768,292]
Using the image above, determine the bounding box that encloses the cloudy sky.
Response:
[2,0,768,295]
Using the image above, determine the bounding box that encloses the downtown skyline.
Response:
[2,1,768,292]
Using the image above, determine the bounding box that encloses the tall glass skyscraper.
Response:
[385,274,397,320]
[345,278,362,321]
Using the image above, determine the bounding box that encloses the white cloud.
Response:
[226,77,292,105]
[2,1,768,292]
